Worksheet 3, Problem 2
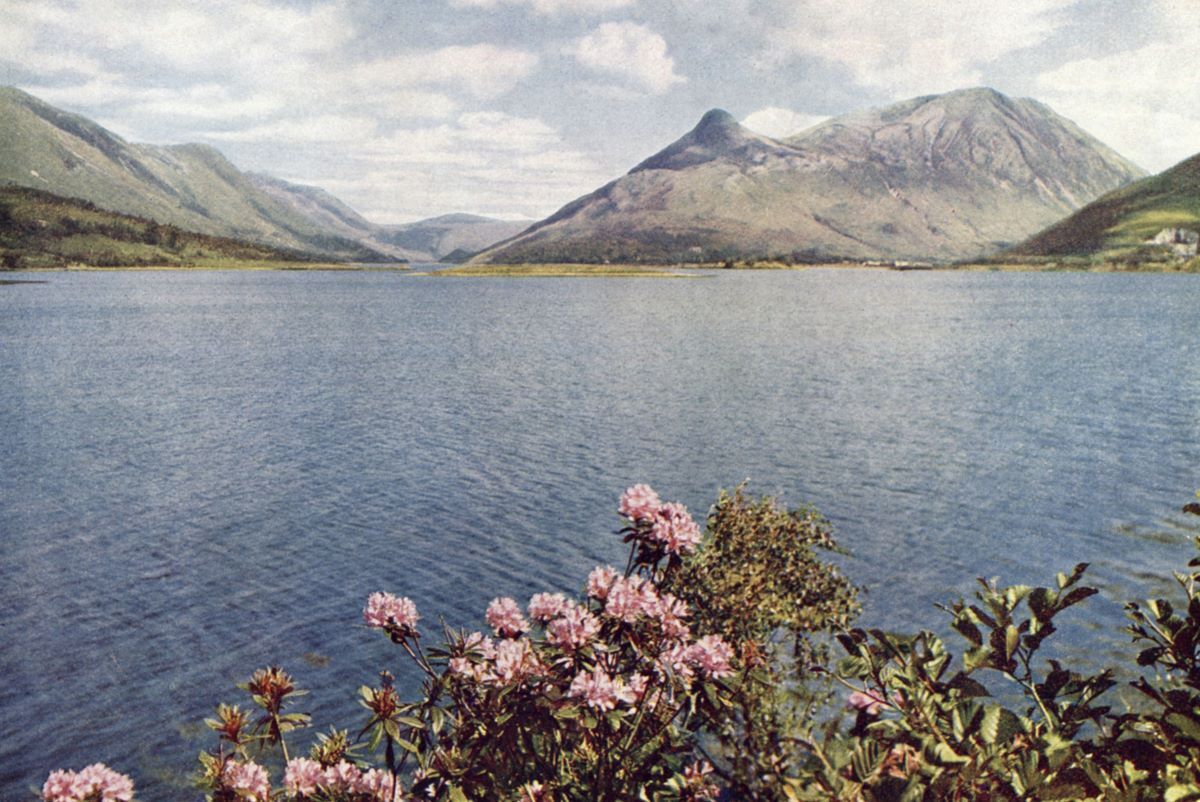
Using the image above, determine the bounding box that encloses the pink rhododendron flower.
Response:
[359,769,403,802]
[323,761,362,793]
[42,770,77,802]
[604,576,658,623]
[626,672,650,702]
[450,632,498,682]
[569,667,616,711]
[486,596,529,638]
[586,566,619,600]
[43,764,134,802]
[686,635,733,678]
[488,638,543,685]
[649,592,691,641]
[546,602,600,652]
[364,592,420,632]
[284,757,325,797]
[848,690,887,715]
[464,631,497,660]
[619,484,662,521]
[649,502,702,555]
[528,592,568,622]
[222,760,270,802]
[656,642,696,682]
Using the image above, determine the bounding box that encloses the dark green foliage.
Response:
[0,186,314,267]
[667,488,860,800]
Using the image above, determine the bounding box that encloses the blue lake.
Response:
[2,268,1199,800]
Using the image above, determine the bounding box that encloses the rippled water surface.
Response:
[2,268,1199,799]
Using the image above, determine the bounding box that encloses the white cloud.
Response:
[741,107,828,140]
[204,116,379,144]
[449,0,633,14]
[1034,1,1200,172]
[567,22,685,95]
[352,45,539,100]
[323,111,612,220]
[759,0,1074,97]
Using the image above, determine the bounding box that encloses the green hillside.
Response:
[1008,153,1200,263]
[0,186,323,269]
[0,86,391,262]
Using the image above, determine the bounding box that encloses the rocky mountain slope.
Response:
[473,88,1145,264]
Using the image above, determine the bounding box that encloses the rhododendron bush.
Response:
[175,484,851,802]
[39,489,1200,802]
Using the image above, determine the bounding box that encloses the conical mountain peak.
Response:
[632,107,771,173]
[693,108,738,131]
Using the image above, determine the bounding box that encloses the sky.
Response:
[2,0,1197,223]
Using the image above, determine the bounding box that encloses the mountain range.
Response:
[473,88,1145,264]
[1,86,1162,266]
[0,86,526,263]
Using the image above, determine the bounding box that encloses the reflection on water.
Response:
[1,268,1198,799]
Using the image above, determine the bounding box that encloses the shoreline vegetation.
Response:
[8,260,1200,275]
[7,257,1200,274]
[420,258,1200,277]
[9,262,412,272]
[37,486,1200,802]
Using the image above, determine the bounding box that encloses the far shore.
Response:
[5,261,413,273]
[5,259,1197,276]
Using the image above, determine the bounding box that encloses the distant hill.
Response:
[0,185,317,268]
[0,86,399,261]
[473,88,1145,264]
[0,86,523,263]
[1007,152,1200,262]
[375,214,530,261]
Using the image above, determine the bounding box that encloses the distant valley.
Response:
[0,86,527,265]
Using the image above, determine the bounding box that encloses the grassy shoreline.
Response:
[6,259,1198,275]
[5,261,411,272]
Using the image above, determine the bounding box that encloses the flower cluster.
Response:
[485,596,529,638]
[283,758,401,801]
[528,592,568,622]
[545,602,600,652]
[586,565,619,600]
[448,633,544,686]
[618,483,661,521]
[363,592,420,634]
[656,637,733,682]
[221,760,271,802]
[42,764,134,802]
[567,666,648,711]
[619,485,702,555]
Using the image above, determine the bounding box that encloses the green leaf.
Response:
[1166,712,1200,743]
[1165,784,1200,802]
[1005,625,1020,660]
[980,705,1020,746]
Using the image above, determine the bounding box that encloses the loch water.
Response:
[2,268,1198,800]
